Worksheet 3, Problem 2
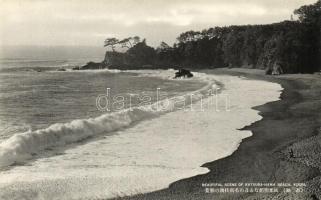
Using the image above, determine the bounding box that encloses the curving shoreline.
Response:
[0,68,319,199]
[0,69,283,200]
[118,68,321,200]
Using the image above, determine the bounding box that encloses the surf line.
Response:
[96,87,231,113]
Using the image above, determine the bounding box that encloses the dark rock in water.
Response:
[79,62,107,70]
[57,68,66,71]
[174,69,193,78]
[72,66,80,70]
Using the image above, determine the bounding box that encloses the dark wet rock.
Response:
[57,68,66,71]
[174,69,193,78]
[79,62,107,70]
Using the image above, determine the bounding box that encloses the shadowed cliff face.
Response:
[103,41,157,70]
[78,41,157,70]
[103,51,129,68]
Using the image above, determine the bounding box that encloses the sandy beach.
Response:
[0,67,319,200]
[0,69,283,200]
[117,68,321,200]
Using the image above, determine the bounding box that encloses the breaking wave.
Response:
[0,71,216,168]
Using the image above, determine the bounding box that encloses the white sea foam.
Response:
[0,71,283,200]
[64,68,123,73]
[0,70,214,168]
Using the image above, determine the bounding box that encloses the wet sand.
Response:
[117,68,321,200]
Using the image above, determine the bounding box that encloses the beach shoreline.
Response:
[117,68,321,200]
[0,69,283,200]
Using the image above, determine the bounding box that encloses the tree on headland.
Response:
[118,36,141,49]
[177,31,202,43]
[104,36,141,51]
[294,0,320,24]
[104,38,119,52]
[118,38,132,48]
[100,1,320,73]
[132,36,141,45]
[157,41,171,52]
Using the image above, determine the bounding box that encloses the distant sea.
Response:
[0,45,205,141]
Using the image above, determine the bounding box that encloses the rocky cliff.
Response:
[78,40,158,70]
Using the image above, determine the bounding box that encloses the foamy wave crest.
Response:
[0,71,216,168]
[63,68,123,73]
[0,108,154,168]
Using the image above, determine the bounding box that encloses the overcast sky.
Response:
[0,0,316,47]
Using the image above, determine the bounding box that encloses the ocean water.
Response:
[0,46,283,199]
[0,55,208,162]
[0,46,206,139]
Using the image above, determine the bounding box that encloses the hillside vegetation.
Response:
[83,1,320,74]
